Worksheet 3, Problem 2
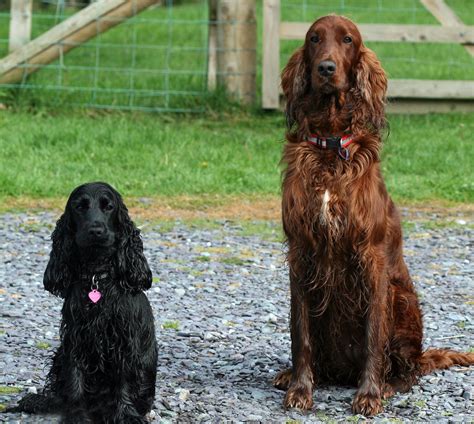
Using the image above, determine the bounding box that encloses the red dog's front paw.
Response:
[284,384,313,410]
[352,392,383,416]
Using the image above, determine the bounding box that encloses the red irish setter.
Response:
[274,15,474,416]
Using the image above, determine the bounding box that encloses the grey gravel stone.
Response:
[0,211,473,423]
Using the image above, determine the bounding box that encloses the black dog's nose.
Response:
[318,60,336,77]
[88,225,104,238]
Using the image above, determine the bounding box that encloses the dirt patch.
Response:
[129,196,281,221]
[2,195,473,223]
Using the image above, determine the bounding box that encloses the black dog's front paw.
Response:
[62,410,93,424]
[5,393,61,414]
[111,408,148,424]
[115,415,147,424]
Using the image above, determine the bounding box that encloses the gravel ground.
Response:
[0,210,473,423]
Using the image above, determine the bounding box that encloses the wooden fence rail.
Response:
[279,23,474,44]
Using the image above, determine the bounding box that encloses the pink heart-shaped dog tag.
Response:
[88,289,101,303]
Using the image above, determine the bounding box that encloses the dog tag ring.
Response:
[88,275,102,303]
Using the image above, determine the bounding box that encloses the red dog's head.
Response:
[282,15,387,133]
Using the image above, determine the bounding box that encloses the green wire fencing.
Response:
[0,0,257,112]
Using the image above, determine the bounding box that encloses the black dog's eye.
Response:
[310,34,320,43]
[76,201,89,211]
[343,36,353,44]
[99,196,114,212]
[100,200,114,212]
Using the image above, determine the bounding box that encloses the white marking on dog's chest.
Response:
[321,189,330,223]
[319,189,343,237]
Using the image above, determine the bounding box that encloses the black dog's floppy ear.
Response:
[43,212,75,298]
[115,198,152,292]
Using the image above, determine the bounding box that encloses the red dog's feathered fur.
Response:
[274,15,474,416]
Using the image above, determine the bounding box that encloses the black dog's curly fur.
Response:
[9,182,157,423]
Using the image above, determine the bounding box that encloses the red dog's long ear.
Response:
[281,48,308,129]
[352,46,387,132]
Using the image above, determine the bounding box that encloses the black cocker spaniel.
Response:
[9,182,157,423]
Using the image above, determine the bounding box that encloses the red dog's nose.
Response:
[317,60,336,76]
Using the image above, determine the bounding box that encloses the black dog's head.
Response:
[68,182,118,249]
[44,182,152,297]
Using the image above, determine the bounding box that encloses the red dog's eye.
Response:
[310,35,320,43]
[343,36,353,44]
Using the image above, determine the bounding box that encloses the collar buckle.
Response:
[306,134,353,160]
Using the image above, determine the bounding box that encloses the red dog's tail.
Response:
[420,348,474,375]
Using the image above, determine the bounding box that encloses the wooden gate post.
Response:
[207,0,218,90]
[216,0,257,104]
[9,0,33,52]
[262,0,280,109]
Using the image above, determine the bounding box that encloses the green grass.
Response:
[0,110,472,203]
[196,255,211,262]
[381,114,474,202]
[35,341,51,350]
[414,399,427,408]
[239,221,282,242]
[0,110,283,198]
[162,320,180,330]
[446,0,474,25]
[221,256,247,266]
[0,386,22,395]
[0,2,472,205]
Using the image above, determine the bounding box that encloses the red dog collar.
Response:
[306,134,354,160]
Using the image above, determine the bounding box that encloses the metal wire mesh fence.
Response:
[0,0,218,112]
